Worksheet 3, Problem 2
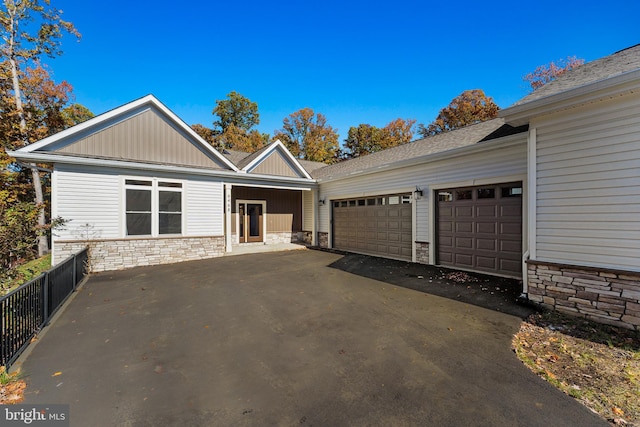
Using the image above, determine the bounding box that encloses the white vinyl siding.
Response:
[317,136,527,245]
[54,165,121,240]
[302,190,314,231]
[53,165,225,242]
[533,93,640,271]
[185,179,224,236]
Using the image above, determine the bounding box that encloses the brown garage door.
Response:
[436,183,522,278]
[333,194,412,261]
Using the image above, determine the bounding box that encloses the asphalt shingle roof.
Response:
[514,44,640,106]
[311,118,514,180]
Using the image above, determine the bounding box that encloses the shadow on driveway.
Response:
[20,249,605,426]
[325,250,535,319]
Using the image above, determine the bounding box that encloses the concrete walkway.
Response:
[20,250,606,426]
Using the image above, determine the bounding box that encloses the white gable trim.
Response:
[242,139,312,179]
[500,69,640,126]
[18,94,239,172]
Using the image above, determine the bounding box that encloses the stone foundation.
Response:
[301,231,313,245]
[318,232,329,248]
[416,241,429,264]
[527,260,640,330]
[265,231,302,244]
[54,236,226,273]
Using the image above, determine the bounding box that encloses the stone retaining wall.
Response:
[527,260,640,330]
[55,236,226,273]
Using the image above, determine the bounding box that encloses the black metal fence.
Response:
[1,248,89,368]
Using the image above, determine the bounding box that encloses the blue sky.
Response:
[49,0,639,144]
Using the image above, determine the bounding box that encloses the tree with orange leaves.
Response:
[524,56,584,91]
[417,89,499,138]
[1,0,80,256]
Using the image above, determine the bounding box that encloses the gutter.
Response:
[7,150,318,189]
[500,69,640,126]
[315,132,527,184]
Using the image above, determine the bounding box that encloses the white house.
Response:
[9,45,640,329]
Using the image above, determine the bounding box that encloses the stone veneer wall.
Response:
[55,236,225,273]
[317,232,329,248]
[301,231,313,245]
[527,260,640,330]
[415,242,429,264]
[265,231,302,244]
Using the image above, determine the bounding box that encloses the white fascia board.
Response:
[17,94,239,172]
[242,139,312,179]
[500,69,640,126]
[315,132,527,184]
[7,151,315,188]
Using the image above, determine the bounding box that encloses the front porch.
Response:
[224,184,316,254]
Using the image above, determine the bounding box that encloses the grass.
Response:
[0,254,51,296]
[513,311,640,425]
[0,366,26,404]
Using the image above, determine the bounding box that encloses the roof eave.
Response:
[8,151,316,187]
[15,94,240,172]
[500,69,640,126]
[315,132,526,183]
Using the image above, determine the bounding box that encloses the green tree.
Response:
[1,0,79,256]
[62,103,94,128]
[524,56,584,91]
[344,124,383,158]
[274,108,339,163]
[213,91,259,134]
[417,89,499,138]
[343,118,416,158]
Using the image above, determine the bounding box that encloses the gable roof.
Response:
[501,45,640,124]
[312,118,521,180]
[17,94,239,171]
[238,140,312,179]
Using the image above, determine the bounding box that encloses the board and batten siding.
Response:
[532,93,640,272]
[317,136,527,245]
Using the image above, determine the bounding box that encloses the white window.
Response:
[124,179,183,236]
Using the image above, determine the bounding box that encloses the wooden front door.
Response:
[239,202,264,243]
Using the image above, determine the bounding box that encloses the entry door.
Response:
[239,203,263,243]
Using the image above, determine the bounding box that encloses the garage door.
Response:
[436,183,522,278]
[333,194,413,261]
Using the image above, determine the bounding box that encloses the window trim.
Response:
[122,177,184,238]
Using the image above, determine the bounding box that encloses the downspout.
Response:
[521,250,530,300]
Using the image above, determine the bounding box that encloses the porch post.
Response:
[312,188,318,246]
[225,183,233,253]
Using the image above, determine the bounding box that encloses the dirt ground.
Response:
[513,311,640,427]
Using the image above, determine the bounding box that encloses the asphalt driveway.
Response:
[20,249,606,426]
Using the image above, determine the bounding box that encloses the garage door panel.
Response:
[477,256,497,270]
[501,205,521,216]
[455,237,473,248]
[501,240,521,252]
[476,222,497,234]
[437,182,522,278]
[476,205,497,217]
[333,194,412,261]
[477,238,496,250]
[456,206,473,217]
[500,222,521,235]
[454,253,473,267]
[456,222,473,233]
